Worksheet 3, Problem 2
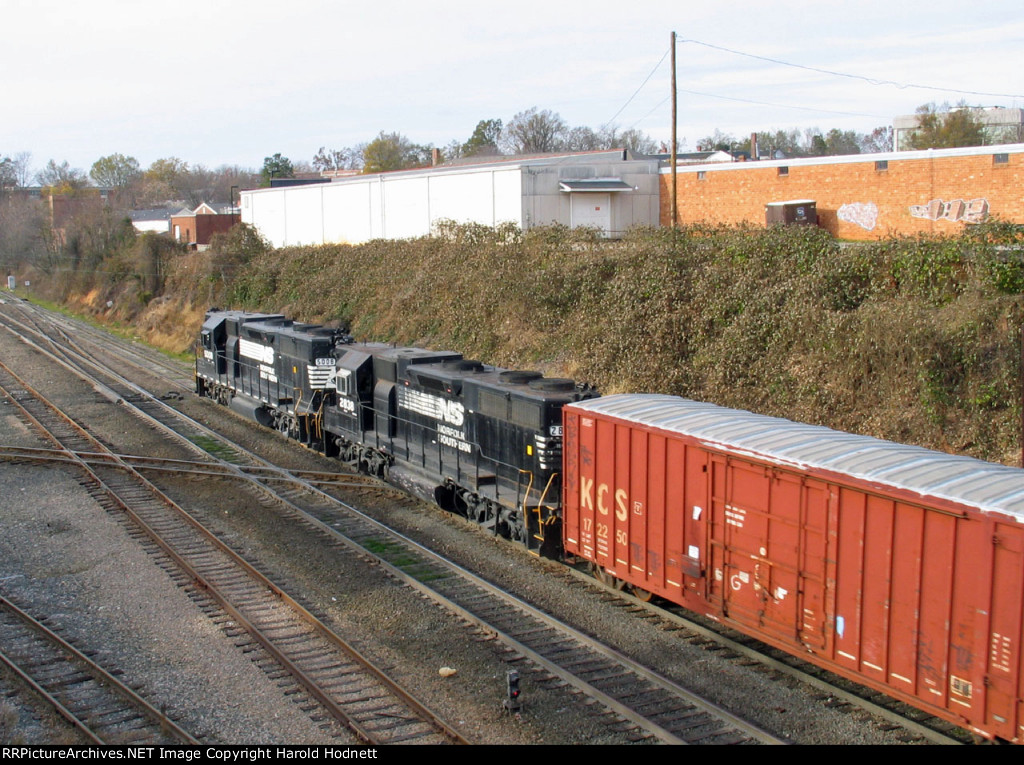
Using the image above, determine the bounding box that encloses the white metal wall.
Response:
[241,159,659,247]
[242,166,525,247]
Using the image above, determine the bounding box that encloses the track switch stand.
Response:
[503,669,522,712]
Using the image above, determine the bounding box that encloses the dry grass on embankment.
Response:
[28,220,1024,465]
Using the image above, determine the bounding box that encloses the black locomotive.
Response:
[195,309,597,556]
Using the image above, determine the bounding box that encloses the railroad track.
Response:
[0,594,198,745]
[0,359,466,746]
[0,298,195,393]
[0,300,964,743]
[0,451,782,743]
[0,448,964,744]
[244,469,782,744]
[0,305,784,744]
[563,569,971,745]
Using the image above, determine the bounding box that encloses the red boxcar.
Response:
[562,394,1024,742]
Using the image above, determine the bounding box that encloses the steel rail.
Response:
[0,302,949,744]
[0,445,379,487]
[0,360,468,746]
[0,305,783,744]
[0,595,200,745]
[0,445,779,742]
[563,567,967,746]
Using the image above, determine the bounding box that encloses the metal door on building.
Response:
[570,193,611,236]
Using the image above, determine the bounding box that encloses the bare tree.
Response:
[313,146,359,172]
[35,159,89,190]
[860,126,894,153]
[208,165,260,204]
[617,128,659,155]
[1,152,33,189]
[10,152,32,187]
[695,129,740,152]
[564,126,602,152]
[0,194,47,268]
[501,108,568,154]
[440,139,464,163]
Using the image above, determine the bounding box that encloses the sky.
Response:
[3,0,1023,178]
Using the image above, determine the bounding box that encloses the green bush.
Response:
[220,222,1024,464]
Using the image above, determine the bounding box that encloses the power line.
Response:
[601,47,670,129]
[677,87,890,121]
[677,37,1024,101]
[628,96,670,130]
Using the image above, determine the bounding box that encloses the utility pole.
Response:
[670,31,678,228]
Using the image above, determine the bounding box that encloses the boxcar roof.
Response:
[569,394,1024,520]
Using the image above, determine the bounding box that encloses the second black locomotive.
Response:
[195,309,597,556]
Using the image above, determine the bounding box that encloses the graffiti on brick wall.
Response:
[838,202,879,231]
[909,198,989,224]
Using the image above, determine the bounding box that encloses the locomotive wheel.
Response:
[454,489,475,518]
[510,519,528,545]
[466,498,485,523]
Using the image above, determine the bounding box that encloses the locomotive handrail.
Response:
[204,338,563,551]
[535,471,558,513]
[518,468,535,510]
[308,397,326,441]
[525,471,560,549]
[206,358,550,515]
[353,398,527,506]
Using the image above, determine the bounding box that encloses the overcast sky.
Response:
[3,0,1022,177]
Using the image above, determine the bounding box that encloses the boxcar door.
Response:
[708,456,830,650]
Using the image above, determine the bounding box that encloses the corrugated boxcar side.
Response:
[563,404,1024,742]
[563,409,709,606]
[831,492,1024,741]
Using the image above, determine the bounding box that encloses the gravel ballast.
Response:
[0,306,930,744]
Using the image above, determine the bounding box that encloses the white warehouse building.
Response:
[240,150,662,247]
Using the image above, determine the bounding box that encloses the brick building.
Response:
[661,143,1024,241]
[170,202,240,250]
[43,188,112,247]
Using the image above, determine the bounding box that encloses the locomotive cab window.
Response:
[415,375,447,394]
[335,370,355,396]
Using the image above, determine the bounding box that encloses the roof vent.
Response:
[499,370,543,384]
[528,378,576,392]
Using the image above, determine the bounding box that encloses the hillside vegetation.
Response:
[27,220,1024,465]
